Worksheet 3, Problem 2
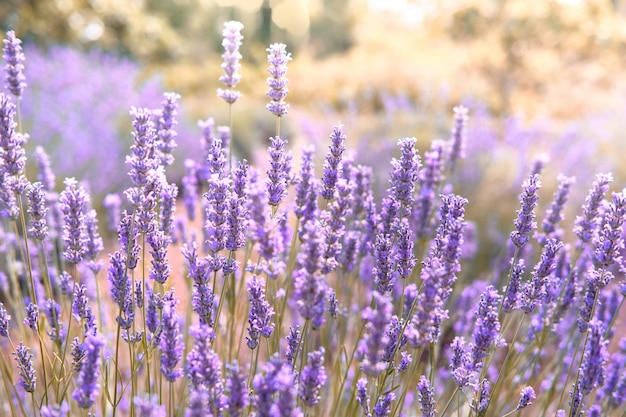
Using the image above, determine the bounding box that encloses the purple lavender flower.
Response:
[13,342,36,392]
[356,378,371,417]
[570,319,609,416]
[182,159,199,221]
[574,173,613,245]
[126,106,157,188]
[295,145,317,222]
[103,193,122,233]
[160,291,183,382]
[475,379,491,414]
[372,233,394,293]
[285,325,301,366]
[160,182,178,239]
[225,361,248,417]
[390,137,421,208]
[328,288,339,318]
[185,324,227,412]
[416,376,436,417]
[40,402,69,417]
[266,136,289,207]
[414,139,445,237]
[147,230,171,284]
[185,387,208,417]
[321,179,353,273]
[587,405,602,417]
[59,177,89,264]
[23,302,38,330]
[449,336,471,388]
[44,298,64,343]
[217,21,244,104]
[34,146,55,192]
[266,43,292,117]
[246,275,275,350]
[503,259,525,312]
[3,31,26,97]
[358,291,392,376]
[382,315,405,363]
[299,347,327,407]
[205,175,229,256]
[578,267,604,332]
[448,105,468,171]
[510,173,541,248]
[593,191,626,268]
[397,351,411,373]
[155,92,179,167]
[27,182,48,241]
[135,396,166,417]
[517,386,536,410]
[71,337,86,373]
[320,124,346,200]
[373,392,395,417]
[406,258,446,347]
[520,239,563,314]
[252,356,302,417]
[471,285,502,368]
[72,334,104,408]
[537,174,575,245]
[225,161,249,252]
[0,93,27,206]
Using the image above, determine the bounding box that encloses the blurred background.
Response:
[2,0,626,248]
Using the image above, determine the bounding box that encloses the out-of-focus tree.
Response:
[446,0,626,118]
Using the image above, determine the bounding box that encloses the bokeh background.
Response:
[2,0,626,272]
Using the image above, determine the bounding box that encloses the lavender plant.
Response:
[0,28,625,417]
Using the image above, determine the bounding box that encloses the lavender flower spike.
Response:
[217,21,244,104]
[299,348,327,407]
[373,392,395,417]
[3,30,26,98]
[357,292,392,377]
[155,92,180,167]
[27,182,49,241]
[13,342,36,392]
[72,333,105,408]
[266,43,292,117]
[160,291,183,382]
[510,173,541,248]
[59,178,89,265]
[266,136,289,207]
[0,302,10,337]
[448,105,468,171]
[471,285,502,368]
[246,275,275,350]
[517,386,536,410]
[574,173,613,244]
[416,376,436,417]
[321,124,347,200]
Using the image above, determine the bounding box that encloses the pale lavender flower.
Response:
[414,140,445,237]
[71,337,86,373]
[217,21,244,104]
[416,376,436,417]
[397,351,411,373]
[475,379,491,414]
[160,291,183,382]
[72,333,104,408]
[182,159,198,221]
[103,193,122,233]
[503,259,525,312]
[3,31,26,97]
[186,387,208,417]
[266,43,291,117]
[246,275,275,350]
[44,298,64,343]
[510,173,541,248]
[27,182,48,240]
[295,145,317,222]
[13,342,36,392]
[517,386,536,409]
[225,161,249,251]
[373,233,394,293]
[135,396,166,417]
[448,105,468,171]
[593,191,626,268]
[449,336,471,388]
[520,239,563,314]
[40,402,69,417]
[390,137,421,208]
[34,146,55,192]
[225,361,248,417]
[358,292,392,377]
[118,210,140,270]
[320,124,346,200]
[155,92,179,167]
[126,107,157,188]
[537,174,575,245]
[59,178,89,264]
[266,136,289,207]
[160,182,178,239]
[587,405,602,417]
[396,218,417,279]
[574,173,613,245]
[299,347,327,407]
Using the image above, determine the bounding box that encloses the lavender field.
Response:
[0,18,625,417]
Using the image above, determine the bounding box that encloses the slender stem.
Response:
[440,387,460,417]
[330,320,365,417]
